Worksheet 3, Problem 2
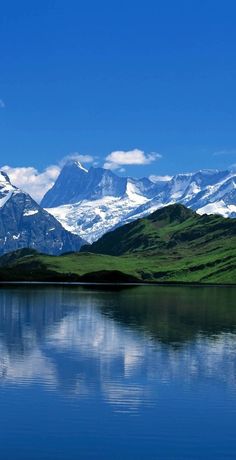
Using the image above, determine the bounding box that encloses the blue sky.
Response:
[1,0,236,181]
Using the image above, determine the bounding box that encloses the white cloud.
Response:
[103,149,162,170]
[60,153,95,166]
[149,174,173,183]
[103,162,120,171]
[1,165,60,203]
[0,99,5,108]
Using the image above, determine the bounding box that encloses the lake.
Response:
[0,285,236,459]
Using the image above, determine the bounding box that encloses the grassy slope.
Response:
[1,204,236,283]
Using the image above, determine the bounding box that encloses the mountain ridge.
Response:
[41,161,236,242]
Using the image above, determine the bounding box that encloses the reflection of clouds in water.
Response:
[0,296,236,413]
[47,315,236,411]
[0,345,56,386]
[47,306,149,411]
[49,305,146,369]
[103,382,151,413]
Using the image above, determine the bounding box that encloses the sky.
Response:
[1,0,236,198]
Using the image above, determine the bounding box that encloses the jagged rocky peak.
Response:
[41,161,128,207]
[0,171,85,256]
[41,160,89,207]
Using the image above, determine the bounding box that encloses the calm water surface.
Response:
[0,285,236,459]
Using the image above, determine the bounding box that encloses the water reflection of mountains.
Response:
[0,285,236,407]
[0,285,236,349]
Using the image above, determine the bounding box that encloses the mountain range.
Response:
[42,160,236,242]
[1,159,236,257]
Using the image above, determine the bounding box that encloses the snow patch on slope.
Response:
[197,201,236,217]
[23,209,39,217]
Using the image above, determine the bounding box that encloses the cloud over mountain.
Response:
[1,165,60,202]
[1,154,96,202]
[60,153,95,166]
[103,149,162,170]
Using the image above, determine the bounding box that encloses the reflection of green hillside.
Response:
[98,286,236,345]
[1,204,236,283]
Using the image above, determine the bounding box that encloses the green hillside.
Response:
[0,204,236,284]
[82,204,236,256]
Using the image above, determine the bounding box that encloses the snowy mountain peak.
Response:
[41,163,127,207]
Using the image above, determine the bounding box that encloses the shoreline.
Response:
[0,280,236,288]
